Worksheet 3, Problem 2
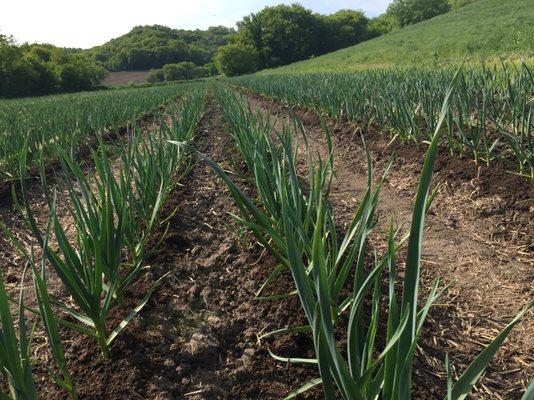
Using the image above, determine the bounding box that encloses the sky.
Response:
[1,0,392,49]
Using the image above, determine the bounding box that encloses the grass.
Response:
[262,0,534,74]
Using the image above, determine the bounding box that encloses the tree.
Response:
[188,44,211,65]
[162,61,205,81]
[215,43,259,77]
[154,40,189,65]
[368,13,396,37]
[126,48,152,70]
[237,4,320,68]
[387,0,450,27]
[320,9,370,53]
[24,55,60,94]
[56,55,106,92]
[203,61,218,76]
[1,37,105,97]
[147,68,165,83]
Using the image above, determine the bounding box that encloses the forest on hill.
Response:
[85,25,235,71]
[268,0,533,73]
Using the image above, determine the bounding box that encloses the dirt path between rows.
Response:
[1,98,320,399]
[243,91,533,400]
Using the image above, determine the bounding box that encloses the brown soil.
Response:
[242,91,533,399]
[102,71,150,87]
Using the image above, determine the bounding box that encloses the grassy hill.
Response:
[263,0,534,73]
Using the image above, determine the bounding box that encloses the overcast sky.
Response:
[1,0,392,49]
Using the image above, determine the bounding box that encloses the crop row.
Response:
[233,63,533,179]
[0,83,200,182]
[171,82,533,399]
[0,89,205,399]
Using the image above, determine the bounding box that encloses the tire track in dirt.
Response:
[243,91,533,399]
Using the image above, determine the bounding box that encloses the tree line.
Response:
[86,25,234,71]
[0,35,106,98]
[146,61,216,83]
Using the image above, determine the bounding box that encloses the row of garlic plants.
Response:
[0,83,197,183]
[233,63,533,179]
[0,89,205,399]
[170,83,532,399]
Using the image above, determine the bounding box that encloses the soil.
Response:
[242,90,533,399]
[102,71,150,87]
[0,90,531,400]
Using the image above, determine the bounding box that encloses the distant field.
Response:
[264,0,534,73]
[101,70,150,86]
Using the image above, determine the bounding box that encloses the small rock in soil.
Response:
[185,331,220,362]
[206,315,222,327]
[240,348,256,366]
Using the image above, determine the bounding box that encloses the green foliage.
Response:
[266,0,534,73]
[368,13,396,37]
[387,0,450,27]
[0,269,37,400]
[0,83,191,181]
[32,256,78,399]
[237,4,321,68]
[230,4,375,73]
[147,68,165,83]
[86,25,234,71]
[203,61,218,76]
[449,0,479,9]
[215,43,259,76]
[56,55,106,92]
[162,61,208,81]
[176,84,532,399]
[0,40,106,98]
[148,61,211,83]
[319,10,371,53]
[1,87,205,397]
[235,63,534,178]
[10,90,205,359]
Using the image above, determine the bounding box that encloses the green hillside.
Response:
[263,0,534,73]
[86,25,234,71]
